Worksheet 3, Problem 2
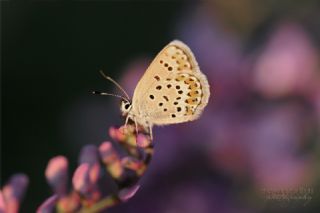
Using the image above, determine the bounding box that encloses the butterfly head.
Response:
[120,99,132,116]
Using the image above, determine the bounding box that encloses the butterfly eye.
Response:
[125,103,130,110]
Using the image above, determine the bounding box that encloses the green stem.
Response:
[78,195,121,213]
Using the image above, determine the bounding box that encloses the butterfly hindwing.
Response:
[130,40,210,127]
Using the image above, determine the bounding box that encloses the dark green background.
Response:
[1,2,183,211]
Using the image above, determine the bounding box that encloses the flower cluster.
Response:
[1,124,152,213]
[37,124,152,212]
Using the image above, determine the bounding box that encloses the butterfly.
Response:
[94,40,210,139]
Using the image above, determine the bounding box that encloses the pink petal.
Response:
[118,185,140,202]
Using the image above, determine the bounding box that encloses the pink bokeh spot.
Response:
[253,22,318,98]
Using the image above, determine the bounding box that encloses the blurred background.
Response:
[1,0,320,212]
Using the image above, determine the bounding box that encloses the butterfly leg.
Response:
[125,115,130,128]
[149,124,153,140]
[134,117,139,135]
[123,115,133,135]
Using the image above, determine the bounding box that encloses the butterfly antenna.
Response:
[99,70,130,100]
[92,91,129,102]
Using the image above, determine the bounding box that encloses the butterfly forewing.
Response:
[131,40,210,127]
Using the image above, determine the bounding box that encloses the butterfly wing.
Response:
[130,40,210,127]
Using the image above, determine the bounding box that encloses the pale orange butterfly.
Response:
[94,40,210,139]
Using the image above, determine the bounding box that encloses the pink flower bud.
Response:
[2,174,28,213]
[72,164,91,194]
[45,156,68,195]
[136,134,151,148]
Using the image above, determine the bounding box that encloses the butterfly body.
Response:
[120,40,210,138]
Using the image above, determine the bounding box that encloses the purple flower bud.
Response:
[79,145,99,165]
[36,194,58,213]
[45,156,68,195]
[2,174,29,213]
[118,185,140,202]
[78,145,101,188]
